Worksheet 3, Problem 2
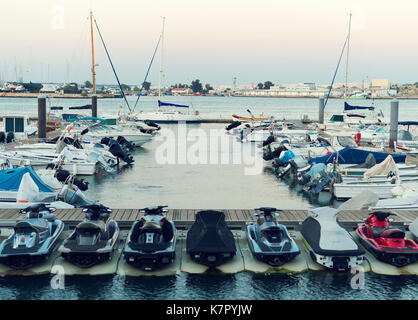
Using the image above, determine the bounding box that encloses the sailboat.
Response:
[326,14,384,126]
[133,17,202,124]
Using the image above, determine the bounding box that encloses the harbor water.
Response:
[0,96,417,300]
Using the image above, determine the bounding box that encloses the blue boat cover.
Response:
[0,167,54,193]
[158,100,189,108]
[279,150,295,163]
[344,102,374,111]
[399,121,418,126]
[308,148,406,165]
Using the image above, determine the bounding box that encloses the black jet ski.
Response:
[186,210,236,267]
[301,207,365,271]
[123,206,176,271]
[247,207,300,266]
[0,204,64,269]
[58,204,119,268]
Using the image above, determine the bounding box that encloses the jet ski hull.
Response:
[123,216,176,271]
[246,224,300,266]
[301,208,365,271]
[123,249,175,271]
[61,251,114,268]
[0,220,64,270]
[356,226,418,267]
[186,210,237,267]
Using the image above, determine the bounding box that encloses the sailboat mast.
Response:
[90,10,96,94]
[158,17,165,101]
[344,13,352,97]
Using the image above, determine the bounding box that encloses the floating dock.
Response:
[0,208,416,277]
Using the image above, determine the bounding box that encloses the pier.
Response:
[0,208,416,229]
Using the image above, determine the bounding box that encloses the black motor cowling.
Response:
[117,136,135,151]
[6,132,14,143]
[55,168,89,191]
[226,121,242,131]
[100,138,134,164]
[144,120,161,130]
[262,135,276,147]
[0,132,5,143]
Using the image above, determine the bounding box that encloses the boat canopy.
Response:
[399,121,418,126]
[344,102,374,111]
[158,100,189,108]
[67,117,106,122]
[69,104,92,110]
[0,166,54,193]
[50,106,63,110]
[308,147,406,165]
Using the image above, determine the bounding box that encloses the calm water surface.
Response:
[0,96,417,300]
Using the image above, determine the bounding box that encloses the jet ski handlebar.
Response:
[369,211,397,222]
[254,207,281,217]
[82,204,112,220]
[20,204,56,215]
[140,206,168,215]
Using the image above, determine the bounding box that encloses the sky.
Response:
[1,0,418,86]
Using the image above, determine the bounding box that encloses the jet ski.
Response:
[246,207,300,266]
[0,204,64,269]
[301,207,365,271]
[356,211,418,267]
[123,206,176,271]
[58,204,119,268]
[186,210,236,267]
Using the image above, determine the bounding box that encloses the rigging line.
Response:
[93,15,132,113]
[132,35,162,113]
[324,36,348,108]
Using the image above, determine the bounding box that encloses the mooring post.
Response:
[318,97,325,124]
[92,94,97,118]
[389,99,399,150]
[37,95,46,139]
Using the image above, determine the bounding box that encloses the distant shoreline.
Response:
[0,92,417,100]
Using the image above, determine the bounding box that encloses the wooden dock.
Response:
[0,208,416,229]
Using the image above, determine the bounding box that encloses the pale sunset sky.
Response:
[1,0,417,86]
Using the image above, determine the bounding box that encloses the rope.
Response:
[93,16,132,113]
[132,35,162,113]
[324,36,348,108]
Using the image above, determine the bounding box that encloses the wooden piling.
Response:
[389,99,399,149]
[37,95,46,139]
[92,94,97,118]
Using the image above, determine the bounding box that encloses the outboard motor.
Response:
[100,137,134,164]
[262,135,276,147]
[144,120,161,131]
[6,132,14,143]
[117,136,135,152]
[226,121,242,131]
[57,184,96,207]
[0,132,5,143]
[55,168,89,191]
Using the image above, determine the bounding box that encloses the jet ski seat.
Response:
[372,227,406,239]
[14,220,48,233]
[161,220,174,242]
[262,228,283,243]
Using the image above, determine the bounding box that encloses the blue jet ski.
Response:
[247,207,300,266]
[123,206,176,271]
[0,203,64,269]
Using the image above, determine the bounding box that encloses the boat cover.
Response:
[301,207,365,256]
[344,102,374,111]
[364,155,398,180]
[279,150,295,163]
[69,104,92,110]
[308,148,406,165]
[186,211,236,253]
[0,167,54,193]
[158,100,189,108]
[409,218,418,238]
